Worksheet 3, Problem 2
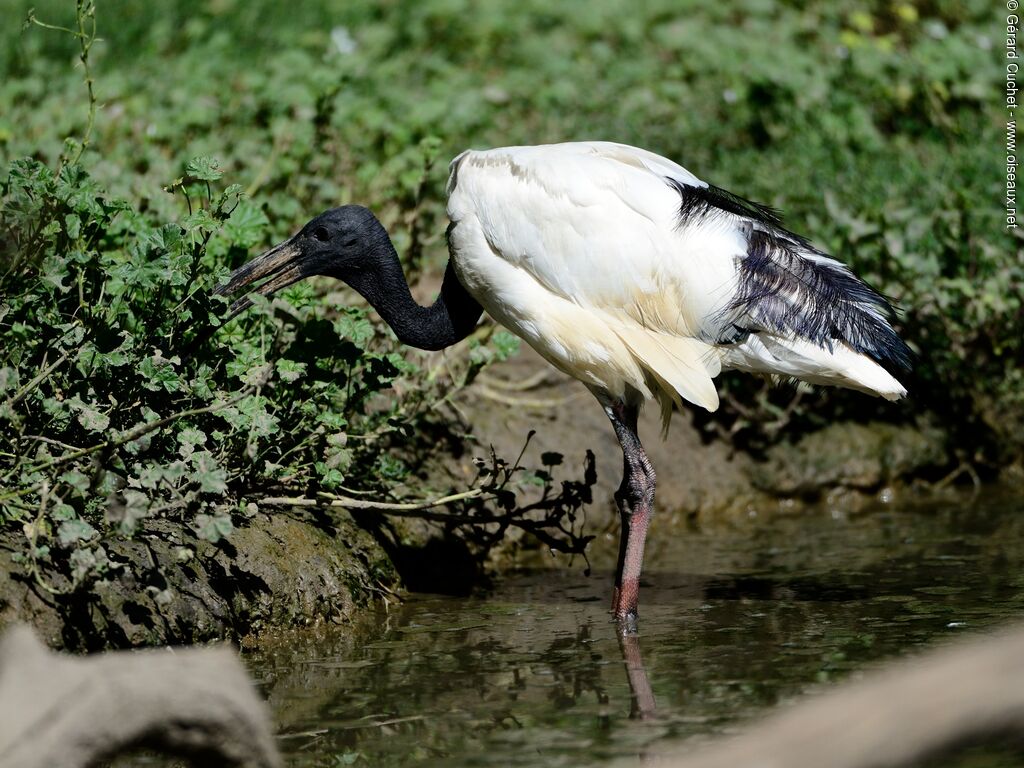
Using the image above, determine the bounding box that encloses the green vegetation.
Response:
[0,1,1016,614]
[0,2,602,606]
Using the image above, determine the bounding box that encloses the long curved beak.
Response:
[215,236,309,320]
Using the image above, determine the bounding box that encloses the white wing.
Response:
[448,142,740,339]
[446,141,907,422]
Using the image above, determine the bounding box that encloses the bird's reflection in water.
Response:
[619,632,658,720]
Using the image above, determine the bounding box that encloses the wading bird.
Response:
[219,141,910,631]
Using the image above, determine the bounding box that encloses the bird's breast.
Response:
[447,215,652,401]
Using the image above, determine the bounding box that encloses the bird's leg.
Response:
[606,403,656,633]
[611,506,630,614]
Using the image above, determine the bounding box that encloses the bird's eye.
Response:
[313,226,330,242]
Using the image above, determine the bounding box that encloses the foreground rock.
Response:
[0,625,279,768]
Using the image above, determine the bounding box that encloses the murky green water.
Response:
[247,488,1024,767]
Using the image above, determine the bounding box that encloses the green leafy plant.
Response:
[0,3,600,609]
[0,148,597,595]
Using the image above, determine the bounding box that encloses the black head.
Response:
[216,204,385,316]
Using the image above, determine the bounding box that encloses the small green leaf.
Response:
[224,199,269,247]
[64,213,82,240]
[241,362,273,387]
[220,396,279,438]
[69,548,96,581]
[376,454,407,482]
[177,427,207,458]
[0,368,20,396]
[185,156,223,182]
[191,451,229,494]
[40,256,70,291]
[317,411,348,430]
[71,546,111,582]
[335,309,374,346]
[108,490,152,535]
[68,396,110,432]
[325,436,352,472]
[50,503,77,521]
[276,359,307,383]
[60,469,91,492]
[58,518,98,547]
[195,512,233,543]
[315,463,347,489]
[491,331,520,361]
[182,208,218,235]
[139,354,182,393]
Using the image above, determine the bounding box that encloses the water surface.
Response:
[247,488,1024,767]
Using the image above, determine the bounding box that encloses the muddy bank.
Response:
[0,347,955,650]
[0,510,398,651]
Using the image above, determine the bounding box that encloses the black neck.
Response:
[346,233,483,351]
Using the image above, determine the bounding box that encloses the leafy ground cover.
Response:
[0,0,1017,637]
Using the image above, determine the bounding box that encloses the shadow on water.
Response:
[246,488,1024,767]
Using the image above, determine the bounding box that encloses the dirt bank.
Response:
[0,510,398,651]
[453,347,951,527]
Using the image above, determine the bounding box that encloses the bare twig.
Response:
[472,384,584,409]
[935,459,982,492]
[0,487,38,505]
[3,352,70,409]
[28,1,99,170]
[28,388,253,472]
[251,439,596,559]
[20,435,85,453]
[478,369,551,392]
[25,482,69,596]
[259,488,489,514]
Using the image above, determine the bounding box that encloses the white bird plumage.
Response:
[221,139,911,631]
[446,141,907,432]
